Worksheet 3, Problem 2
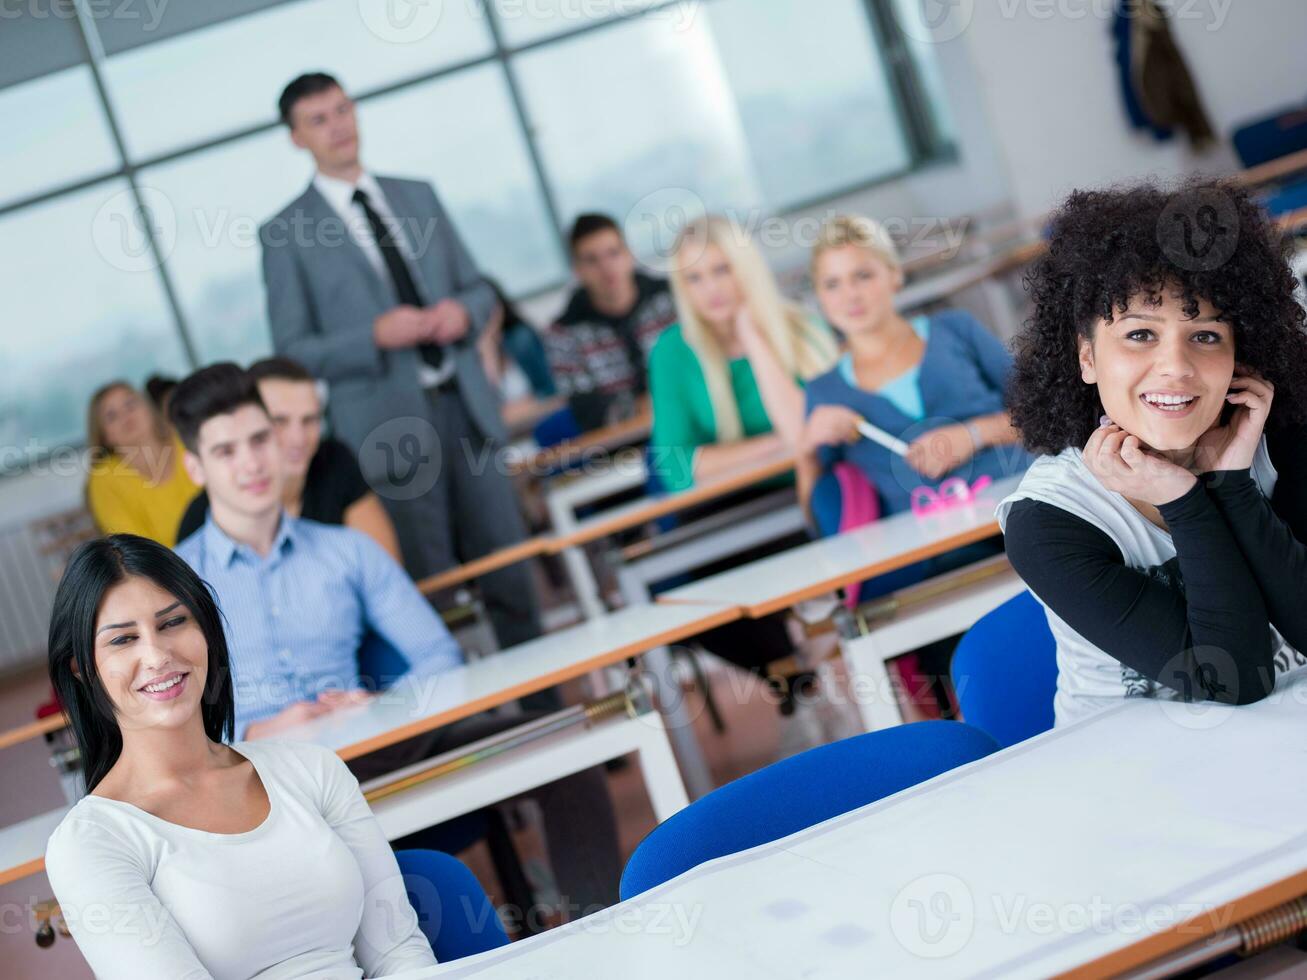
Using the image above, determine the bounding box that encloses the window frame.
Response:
[0,0,952,475]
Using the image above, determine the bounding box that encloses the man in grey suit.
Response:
[261,72,542,653]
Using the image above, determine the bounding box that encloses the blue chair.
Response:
[950,591,1057,749]
[1232,105,1307,168]
[619,721,999,899]
[1259,178,1307,218]
[531,406,582,450]
[358,634,538,937]
[395,849,511,962]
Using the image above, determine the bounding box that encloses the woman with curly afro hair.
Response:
[995,179,1307,727]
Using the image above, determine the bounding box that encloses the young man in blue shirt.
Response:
[171,363,620,914]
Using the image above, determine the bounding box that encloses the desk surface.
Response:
[0,600,738,886]
[550,453,796,552]
[658,475,1020,616]
[415,535,554,595]
[397,673,1307,980]
[508,407,653,476]
[290,600,739,761]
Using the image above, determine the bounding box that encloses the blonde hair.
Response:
[810,214,902,282]
[86,381,168,463]
[669,215,838,441]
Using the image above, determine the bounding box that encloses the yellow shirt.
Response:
[86,436,199,547]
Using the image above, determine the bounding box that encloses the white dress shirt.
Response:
[313,170,453,387]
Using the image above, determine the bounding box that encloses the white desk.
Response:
[544,458,651,619]
[292,601,738,760]
[658,475,1022,617]
[0,602,740,887]
[392,672,1307,979]
[839,555,1026,732]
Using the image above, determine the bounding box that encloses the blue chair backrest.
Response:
[532,407,582,449]
[1232,106,1307,168]
[395,849,510,961]
[1260,178,1307,218]
[950,591,1057,749]
[357,630,410,692]
[619,721,999,899]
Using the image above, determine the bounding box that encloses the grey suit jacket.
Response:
[260,176,504,478]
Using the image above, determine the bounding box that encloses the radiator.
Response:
[0,507,95,673]
[0,523,57,671]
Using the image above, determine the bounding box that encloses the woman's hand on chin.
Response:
[1195,370,1274,473]
[1083,424,1196,506]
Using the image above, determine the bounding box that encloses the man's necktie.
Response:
[352,187,442,369]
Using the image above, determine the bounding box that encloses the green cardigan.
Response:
[647,323,778,492]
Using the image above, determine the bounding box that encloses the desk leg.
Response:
[617,565,715,800]
[544,492,607,621]
[642,643,715,801]
[628,713,691,821]
[840,632,906,733]
[560,545,607,621]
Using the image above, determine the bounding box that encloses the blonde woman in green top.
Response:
[649,215,839,491]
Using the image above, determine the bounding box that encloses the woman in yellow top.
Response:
[85,381,198,546]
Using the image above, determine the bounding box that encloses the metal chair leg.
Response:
[484,808,541,938]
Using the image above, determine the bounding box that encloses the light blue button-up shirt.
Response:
[176,513,463,736]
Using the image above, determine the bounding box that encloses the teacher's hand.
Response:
[427,299,470,345]
[372,305,431,349]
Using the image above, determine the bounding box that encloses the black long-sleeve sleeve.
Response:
[1202,426,1307,656]
[1005,481,1276,705]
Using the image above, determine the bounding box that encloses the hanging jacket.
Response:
[1114,0,1215,150]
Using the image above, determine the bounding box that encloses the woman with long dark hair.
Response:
[44,534,436,978]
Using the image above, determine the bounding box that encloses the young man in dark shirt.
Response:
[544,214,677,431]
[176,357,400,560]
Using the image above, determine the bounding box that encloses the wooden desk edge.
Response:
[509,413,652,475]
[332,602,743,761]
[1059,867,1307,979]
[654,522,1003,617]
[0,714,68,752]
[417,536,552,594]
[0,857,47,888]
[549,456,797,552]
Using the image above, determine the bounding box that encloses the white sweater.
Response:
[44,739,437,980]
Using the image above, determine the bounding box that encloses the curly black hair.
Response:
[1008,179,1307,454]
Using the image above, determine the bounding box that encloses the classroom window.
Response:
[0,182,190,467]
[0,0,950,471]
[0,67,120,209]
[100,0,495,160]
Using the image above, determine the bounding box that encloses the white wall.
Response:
[949,0,1307,219]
